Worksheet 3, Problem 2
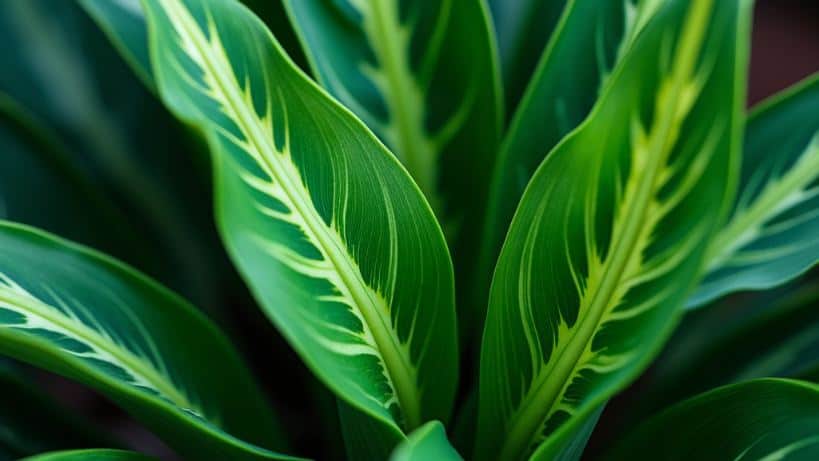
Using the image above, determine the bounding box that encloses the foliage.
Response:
[1,0,818,460]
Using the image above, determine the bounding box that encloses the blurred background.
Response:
[0,0,816,460]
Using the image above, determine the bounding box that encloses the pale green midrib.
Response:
[164,2,422,429]
[497,2,714,459]
[706,138,819,272]
[366,0,438,211]
[0,290,193,410]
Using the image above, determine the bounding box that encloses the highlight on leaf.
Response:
[141,0,457,436]
[476,0,749,459]
[690,73,819,308]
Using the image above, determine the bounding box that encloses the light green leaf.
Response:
[475,0,629,338]
[476,1,751,460]
[390,421,461,461]
[606,379,819,461]
[487,0,566,114]
[689,73,819,308]
[21,449,157,461]
[282,0,502,227]
[0,222,294,461]
[140,0,457,434]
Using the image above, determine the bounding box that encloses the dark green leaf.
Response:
[487,0,566,113]
[283,0,502,237]
[0,222,293,461]
[690,73,819,308]
[606,379,819,461]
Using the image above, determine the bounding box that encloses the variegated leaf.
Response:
[476,1,750,460]
[140,0,457,435]
[282,0,501,231]
[0,222,292,460]
[606,379,819,461]
[476,0,631,339]
[689,73,819,308]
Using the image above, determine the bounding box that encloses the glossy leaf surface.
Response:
[690,73,819,307]
[477,1,750,459]
[476,0,629,334]
[283,0,502,227]
[606,379,819,461]
[390,421,461,461]
[0,222,291,461]
[141,0,457,434]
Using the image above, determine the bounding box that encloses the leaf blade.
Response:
[606,379,819,461]
[390,421,462,461]
[689,73,819,308]
[476,1,751,459]
[141,0,458,433]
[0,222,294,461]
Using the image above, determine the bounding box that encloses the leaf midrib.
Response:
[0,288,193,410]
[497,2,715,459]
[706,135,819,272]
[160,0,421,429]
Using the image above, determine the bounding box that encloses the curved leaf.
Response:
[487,0,567,114]
[22,449,157,461]
[140,0,457,434]
[476,1,750,460]
[0,222,293,461]
[475,0,629,338]
[606,379,819,461]
[0,0,224,310]
[283,0,502,226]
[0,96,140,264]
[390,421,461,461]
[689,73,819,308]
[642,282,819,420]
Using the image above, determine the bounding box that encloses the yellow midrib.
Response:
[497,1,715,459]
[160,0,422,429]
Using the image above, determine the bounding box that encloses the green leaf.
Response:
[0,96,140,265]
[476,1,751,460]
[476,0,629,338]
[640,282,819,421]
[689,73,819,308]
[0,222,294,461]
[390,421,461,461]
[21,449,157,461]
[338,400,405,461]
[606,379,819,461]
[0,360,117,459]
[79,0,309,90]
[0,0,224,311]
[282,0,502,226]
[487,0,567,113]
[140,0,457,434]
